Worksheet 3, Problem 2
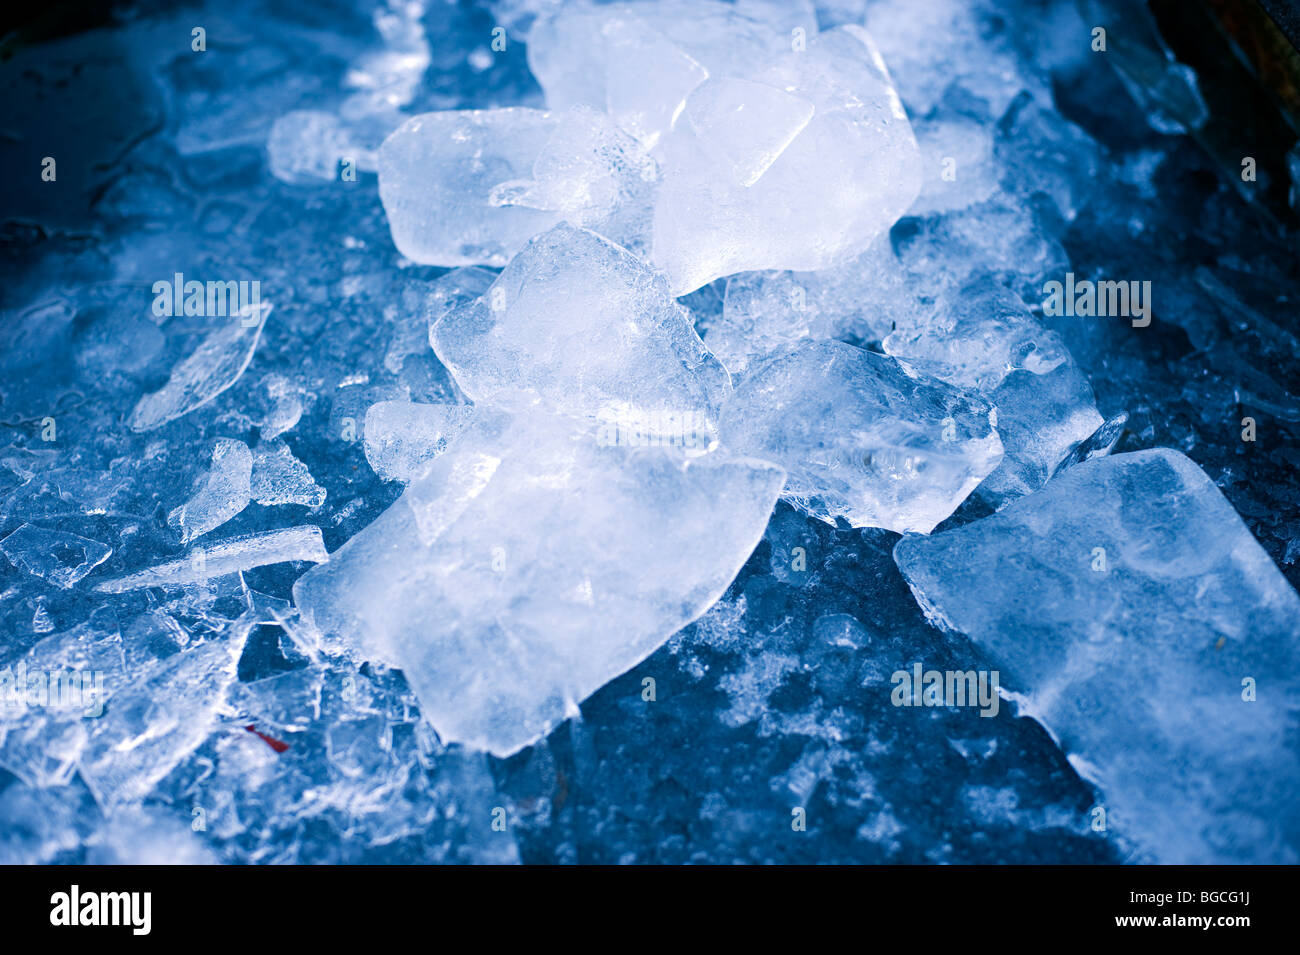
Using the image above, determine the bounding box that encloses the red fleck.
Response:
[245,724,290,753]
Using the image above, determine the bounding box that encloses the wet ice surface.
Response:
[1,0,1298,864]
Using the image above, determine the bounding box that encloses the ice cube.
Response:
[711,238,926,376]
[379,107,653,266]
[653,26,922,293]
[884,281,1103,500]
[379,108,560,267]
[430,223,730,443]
[684,77,815,187]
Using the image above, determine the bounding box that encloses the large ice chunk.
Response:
[527,0,812,148]
[379,108,557,267]
[294,415,785,756]
[719,340,1003,533]
[431,224,730,443]
[653,26,922,293]
[893,449,1300,863]
[683,77,814,187]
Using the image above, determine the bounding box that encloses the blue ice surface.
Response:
[0,0,1297,863]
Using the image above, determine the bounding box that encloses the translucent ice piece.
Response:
[995,95,1100,223]
[127,303,270,432]
[894,197,1068,302]
[250,440,327,507]
[378,108,560,267]
[719,340,1003,533]
[884,282,1070,393]
[379,107,652,267]
[363,401,475,483]
[489,105,657,254]
[976,364,1105,501]
[0,618,127,788]
[712,238,926,376]
[295,416,785,756]
[93,526,328,593]
[430,224,730,443]
[884,282,1102,500]
[167,438,253,544]
[79,631,248,806]
[527,0,808,134]
[653,26,922,294]
[684,77,815,187]
[908,112,998,216]
[0,524,112,589]
[894,449,1300,863]
[602,17,708,149]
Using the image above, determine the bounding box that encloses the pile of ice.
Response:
[3,0,1297,865]
[310,0,1293,860]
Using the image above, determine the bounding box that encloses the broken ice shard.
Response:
[653,25,922,293]
[250,440,326,507]
[883,281,1103,500]
[93,525,328,593]
[167,438,252,543]
[363,401,475,483]
[719,340,1003,534]
[893,449,1300,863]
[127,304,270,432]
[294,416,785,756]
[431,224,730,442]
[378,106,653,267]
[0,524,112,589]
[79,630,248,806]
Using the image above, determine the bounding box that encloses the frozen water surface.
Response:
[1,0,1298,864]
